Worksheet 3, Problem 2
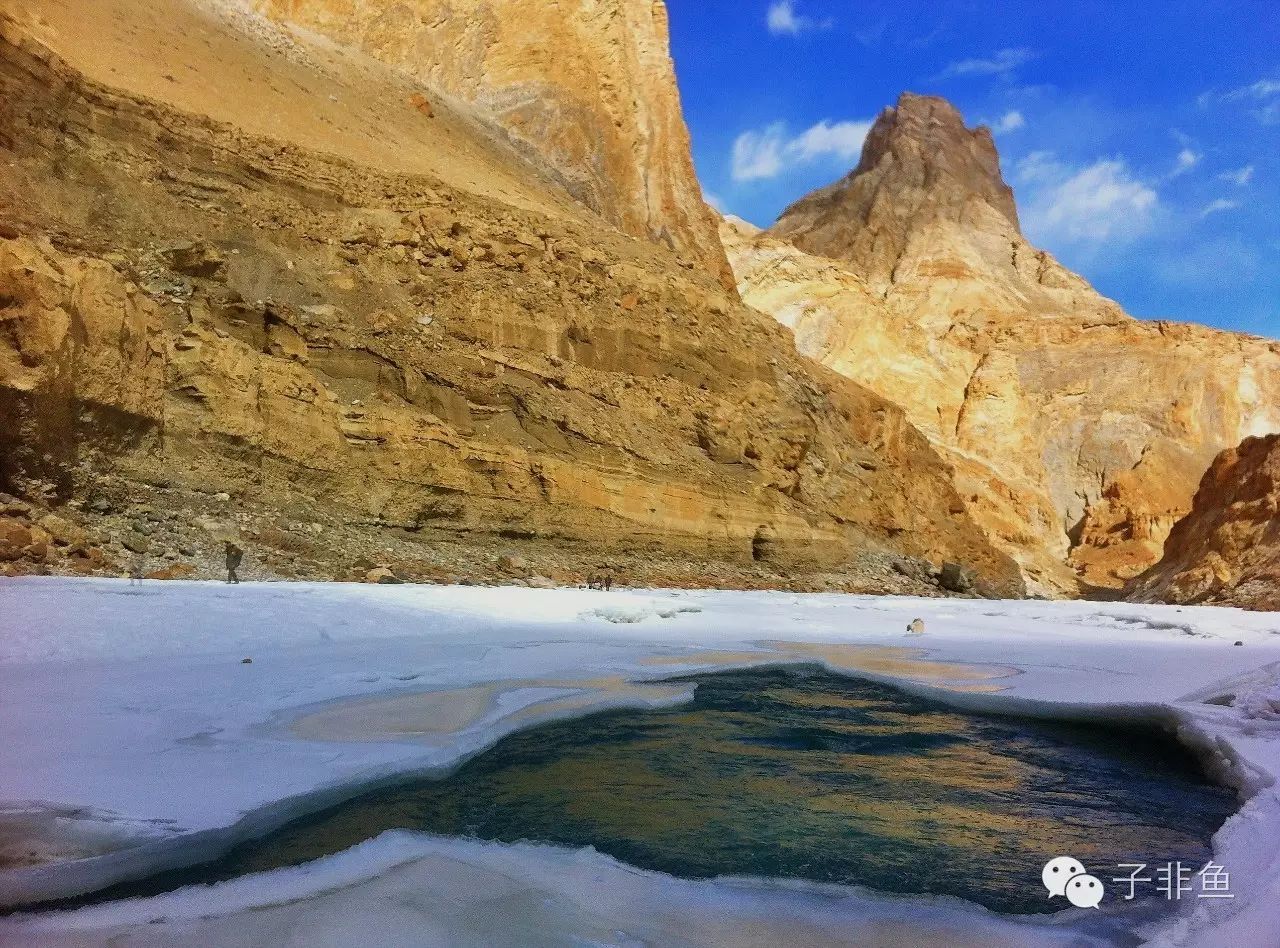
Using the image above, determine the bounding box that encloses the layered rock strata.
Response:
[0,4,1022,594]
[1129,435,1280,610]
[246,0,733,286]
[726,93,1280,594]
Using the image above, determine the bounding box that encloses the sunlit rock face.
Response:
[1130,434,1280,610]
[727,93,1280,594]
[246,0,733,288]
[0,2,1024,592]
[771,93,1025,290]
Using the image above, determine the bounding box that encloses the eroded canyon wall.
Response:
[0,2,1021,592]
[1129,435,1280,611]
[726,93,1280,594]
[245,0,732,286]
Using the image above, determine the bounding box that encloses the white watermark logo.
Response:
[1112,861,1235,901]
[1042,856,1104,908]
[1043,857,1235,907]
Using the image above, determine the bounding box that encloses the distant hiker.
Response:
[603,572,613,592]
[128,559,145,587]
[225,540,244,584]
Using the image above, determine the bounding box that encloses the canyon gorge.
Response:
[1,0,1277,607]
[725,93,1280,597]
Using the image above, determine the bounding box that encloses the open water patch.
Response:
[54,667,1236,916]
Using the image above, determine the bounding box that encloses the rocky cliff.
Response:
[245,0,732,287]
[726,93,1280,595]
[771,93,1023,289]
[1129,435,1280,610]
[0,2,1021,593]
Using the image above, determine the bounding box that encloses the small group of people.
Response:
[586,571,614,591]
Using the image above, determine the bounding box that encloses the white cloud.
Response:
[702,191,727,214]
[785,119,873,162]
[1223,78,1280,101]
[1200,198,1241,217]
[731,119,873,182]
[1203,78,1280,124]
[766,1,829,36]
[1015,152,1158,247]
[1015,151,1063,185]
[989,110,1025,134]
[1171,148,1201,177]
[731,124,787,181]
[939,47,1035,79]
[1218,164,1256,186]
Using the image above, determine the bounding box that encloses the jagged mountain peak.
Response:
[856,92,1018,228]
[769,92,1028,286]
[730,92,1280,596]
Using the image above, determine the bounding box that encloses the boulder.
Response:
[0,495,32,515]
[939,562,975,593]
[498,552,529,575]
[0,520,34,561]
[119,531,152,554]
[38,513,87,547]
[365,566,403,584]
[892,558,936,585]
[160,240,225,278]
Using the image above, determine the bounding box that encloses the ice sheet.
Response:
[1,578,1279,946]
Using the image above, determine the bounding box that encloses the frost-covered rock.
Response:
[1236,680,1280,721]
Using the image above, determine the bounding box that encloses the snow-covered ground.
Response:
[1,577,1279,946]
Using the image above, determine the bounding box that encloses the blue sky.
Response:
[666,0,1280,337]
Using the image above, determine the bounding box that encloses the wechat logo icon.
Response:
[1043,856,1105,908]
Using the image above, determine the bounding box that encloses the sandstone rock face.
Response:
[245,0,731,286]
[0,5,1022,594]
[772,93,1020,288]
[1129,435,1280,610]
[726,93,1280,594]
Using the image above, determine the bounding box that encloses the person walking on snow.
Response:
[224,540,244,584]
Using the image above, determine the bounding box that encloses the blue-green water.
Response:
[67,668,1236,915]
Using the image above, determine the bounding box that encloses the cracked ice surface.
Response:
[1,577,1280,946]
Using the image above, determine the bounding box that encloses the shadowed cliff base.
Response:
[1128,434,1280,611]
